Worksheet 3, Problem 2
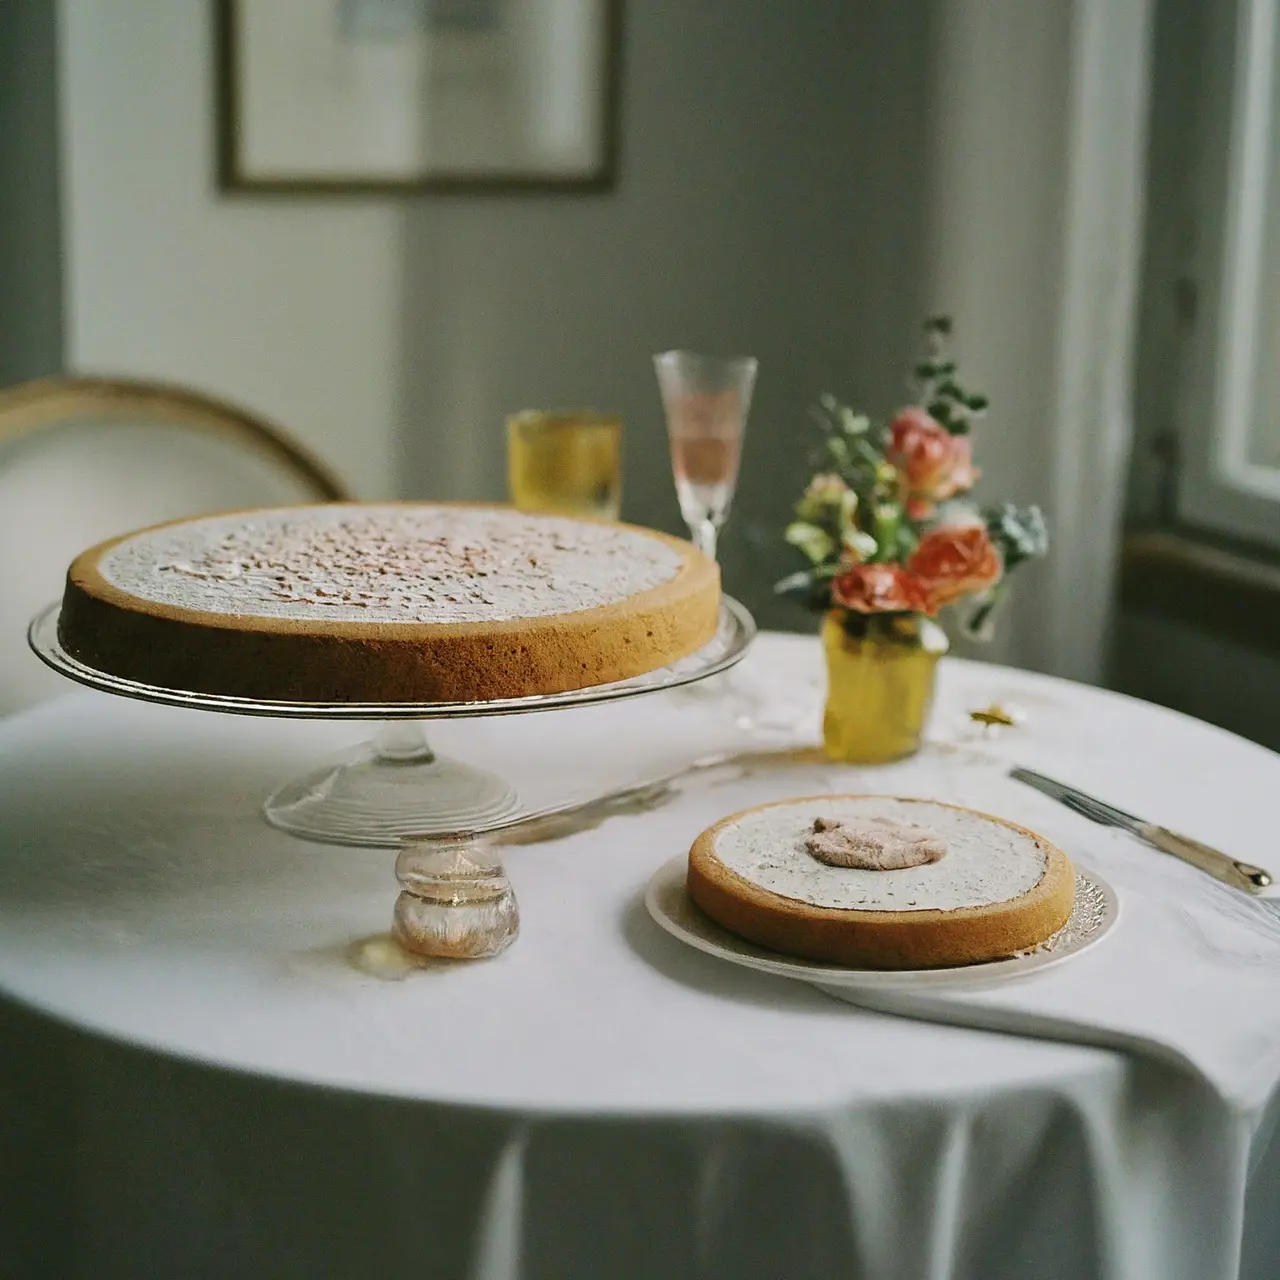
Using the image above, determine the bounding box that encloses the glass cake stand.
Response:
[28,598,755,848]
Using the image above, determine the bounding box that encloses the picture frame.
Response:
[216,0,621,193]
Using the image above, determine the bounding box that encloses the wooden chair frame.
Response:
[0,375,351,502]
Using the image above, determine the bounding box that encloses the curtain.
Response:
[924,0,1155,684]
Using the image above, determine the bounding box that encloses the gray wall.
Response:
[0,0,62,384]
[396,0,939,632]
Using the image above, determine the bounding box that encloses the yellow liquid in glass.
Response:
[507,413,622,520]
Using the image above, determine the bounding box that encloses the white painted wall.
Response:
[58,0,403,498]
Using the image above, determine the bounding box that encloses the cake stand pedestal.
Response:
[262,722,521,846]
[29,598,755,848]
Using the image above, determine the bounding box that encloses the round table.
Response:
[0,633,1276,1280]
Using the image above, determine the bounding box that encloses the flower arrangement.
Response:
[776,316,1048,640]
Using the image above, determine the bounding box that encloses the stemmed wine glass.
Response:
[654,349,759,724]
[653,350,756,560]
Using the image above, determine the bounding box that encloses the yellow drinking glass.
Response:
[506,411,622,520]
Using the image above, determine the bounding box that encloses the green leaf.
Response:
[825,435,850,466]
[985,502,1049,568]
[965,393,989,412]
[774,569,817,596]
[838,487,859,529]
[928,399,969,435]
[851,436,884,469]
[842,527,878,561]
[870,503,902,562]
[961,584,1006,642]
[785,521,836,565]
[924,315,954,334]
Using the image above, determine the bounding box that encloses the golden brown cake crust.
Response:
[688,796,1075,969]
[57,502,721,703]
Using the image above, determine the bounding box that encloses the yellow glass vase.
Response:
[820,610,949,764]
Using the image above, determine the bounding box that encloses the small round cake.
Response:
[57,502,720,702]
[688,795,1075,969]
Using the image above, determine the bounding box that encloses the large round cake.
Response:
[688,795,1075,969]
[57,502,720,702]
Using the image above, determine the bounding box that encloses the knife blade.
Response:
[1009,766,1273,895]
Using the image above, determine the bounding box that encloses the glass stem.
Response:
[374,722,436,765]
[691,519,719,562]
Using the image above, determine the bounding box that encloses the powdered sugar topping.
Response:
[713,797,1047,911]
[97,505,684,623]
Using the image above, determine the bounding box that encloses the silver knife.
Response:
[1010,766,1273,895]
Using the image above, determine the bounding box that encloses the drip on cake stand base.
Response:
[29,598,755,849]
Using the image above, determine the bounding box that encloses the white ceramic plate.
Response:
[644,855,1120,993]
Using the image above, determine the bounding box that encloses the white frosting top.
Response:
[711,797,1047,912]
[95,505,684,623]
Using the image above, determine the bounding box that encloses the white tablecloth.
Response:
[0,634,1277,1280]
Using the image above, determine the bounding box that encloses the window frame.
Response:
[1176,0,1280,545]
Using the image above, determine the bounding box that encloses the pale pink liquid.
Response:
[667,391,744,529]
[671,436,740,526]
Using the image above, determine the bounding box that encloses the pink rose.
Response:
[831,563,934,615]
[888,407,980,518]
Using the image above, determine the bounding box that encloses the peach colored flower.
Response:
[888,407,980,518]
[908,525,1001,610]
[831,562,934,615]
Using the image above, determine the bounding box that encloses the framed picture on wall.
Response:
[216,0,621,192]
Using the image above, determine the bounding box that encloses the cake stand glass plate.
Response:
[644,855,1119,993]
[28,597,755,847]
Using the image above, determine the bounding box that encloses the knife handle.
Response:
[1138,824,1273,895]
